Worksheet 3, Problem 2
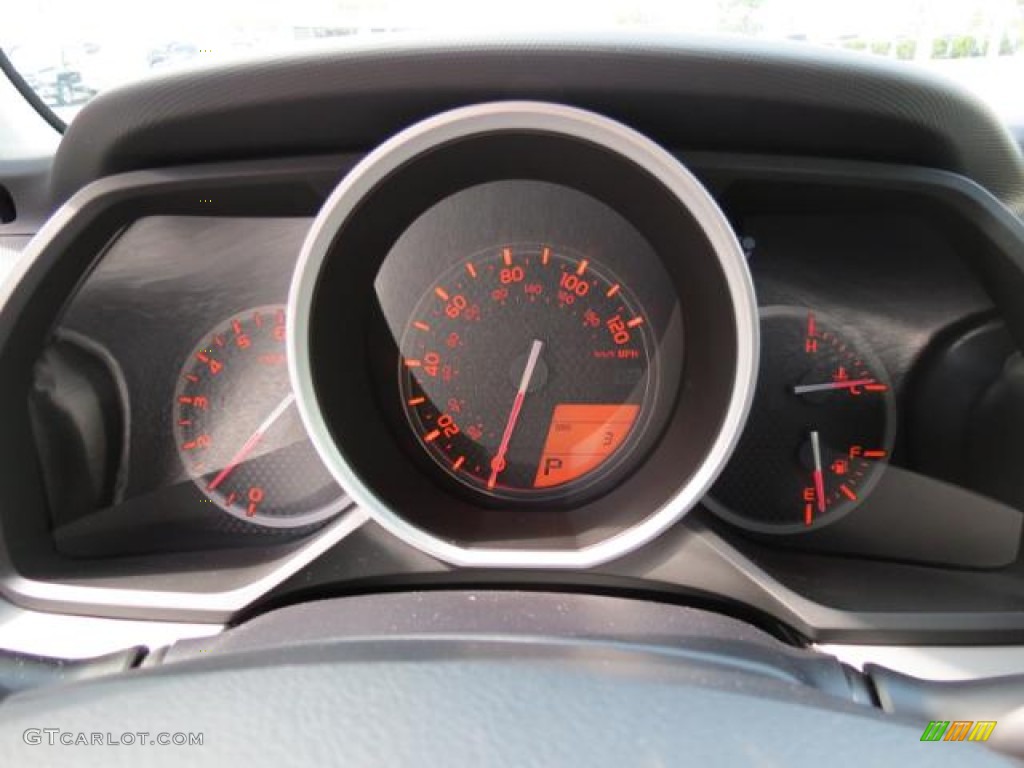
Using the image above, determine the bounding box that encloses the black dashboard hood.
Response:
[50,34,1024,216]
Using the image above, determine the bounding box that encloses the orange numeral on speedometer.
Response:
[437,413,460,438]
[606,315,630,345]
[500,267,524,284]
[423,351,441,376]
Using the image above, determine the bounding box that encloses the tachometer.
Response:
[400,245,656,502]
[174,305,346,527]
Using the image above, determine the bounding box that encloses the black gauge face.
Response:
[173,305,346,527]
[398,244,658,502]
[706,306,896,533]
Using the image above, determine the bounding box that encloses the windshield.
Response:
[3,0,1023,129]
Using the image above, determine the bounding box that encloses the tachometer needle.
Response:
[207,392,296,491]
[793,379,874,395]
[488,339,544,490]
[810,429,826,516]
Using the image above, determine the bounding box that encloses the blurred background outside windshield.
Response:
[2,0,1023,127]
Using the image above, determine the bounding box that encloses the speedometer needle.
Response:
[487,339,544,490]
[207,392,296,491]
[793,379,874,395]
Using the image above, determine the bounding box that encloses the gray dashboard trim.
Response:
[818,643,1024,682]
[0,510,367,618]
[0,236,30,292]
[0,600,220,659]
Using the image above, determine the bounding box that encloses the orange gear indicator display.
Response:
[399,244,656,501]
[534,404,640,488]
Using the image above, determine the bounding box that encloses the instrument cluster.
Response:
[28,104,1021,598]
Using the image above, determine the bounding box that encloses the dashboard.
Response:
[1,40,1024,654]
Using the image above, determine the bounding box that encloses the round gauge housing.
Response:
[399,244,657,503]
[706,306,896,533]
[289,101,758,568]
[174,305,347,528]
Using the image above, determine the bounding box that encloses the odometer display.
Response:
[399,245,656,501]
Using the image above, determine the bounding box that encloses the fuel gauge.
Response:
[706,306,896,533]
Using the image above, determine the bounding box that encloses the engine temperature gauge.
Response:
[706,306,896,533]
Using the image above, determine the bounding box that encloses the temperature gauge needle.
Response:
[810,429,826,516]
[488,339,544,490]
[207,392,296,491]
[793,379,874,395]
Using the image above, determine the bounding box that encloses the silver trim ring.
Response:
[288,101,759,569]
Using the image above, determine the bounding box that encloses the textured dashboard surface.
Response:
[1,631,1008,767]
[52,36,1024,217]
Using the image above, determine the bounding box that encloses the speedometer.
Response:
[399,244,655,502]
[288,102,757,568]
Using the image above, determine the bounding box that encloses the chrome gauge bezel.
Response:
[289,101,758,568]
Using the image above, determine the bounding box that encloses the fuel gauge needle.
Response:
[810,429,826,516]
[207,392,296,491]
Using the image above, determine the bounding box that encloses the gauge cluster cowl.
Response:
[288,102,758,568]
